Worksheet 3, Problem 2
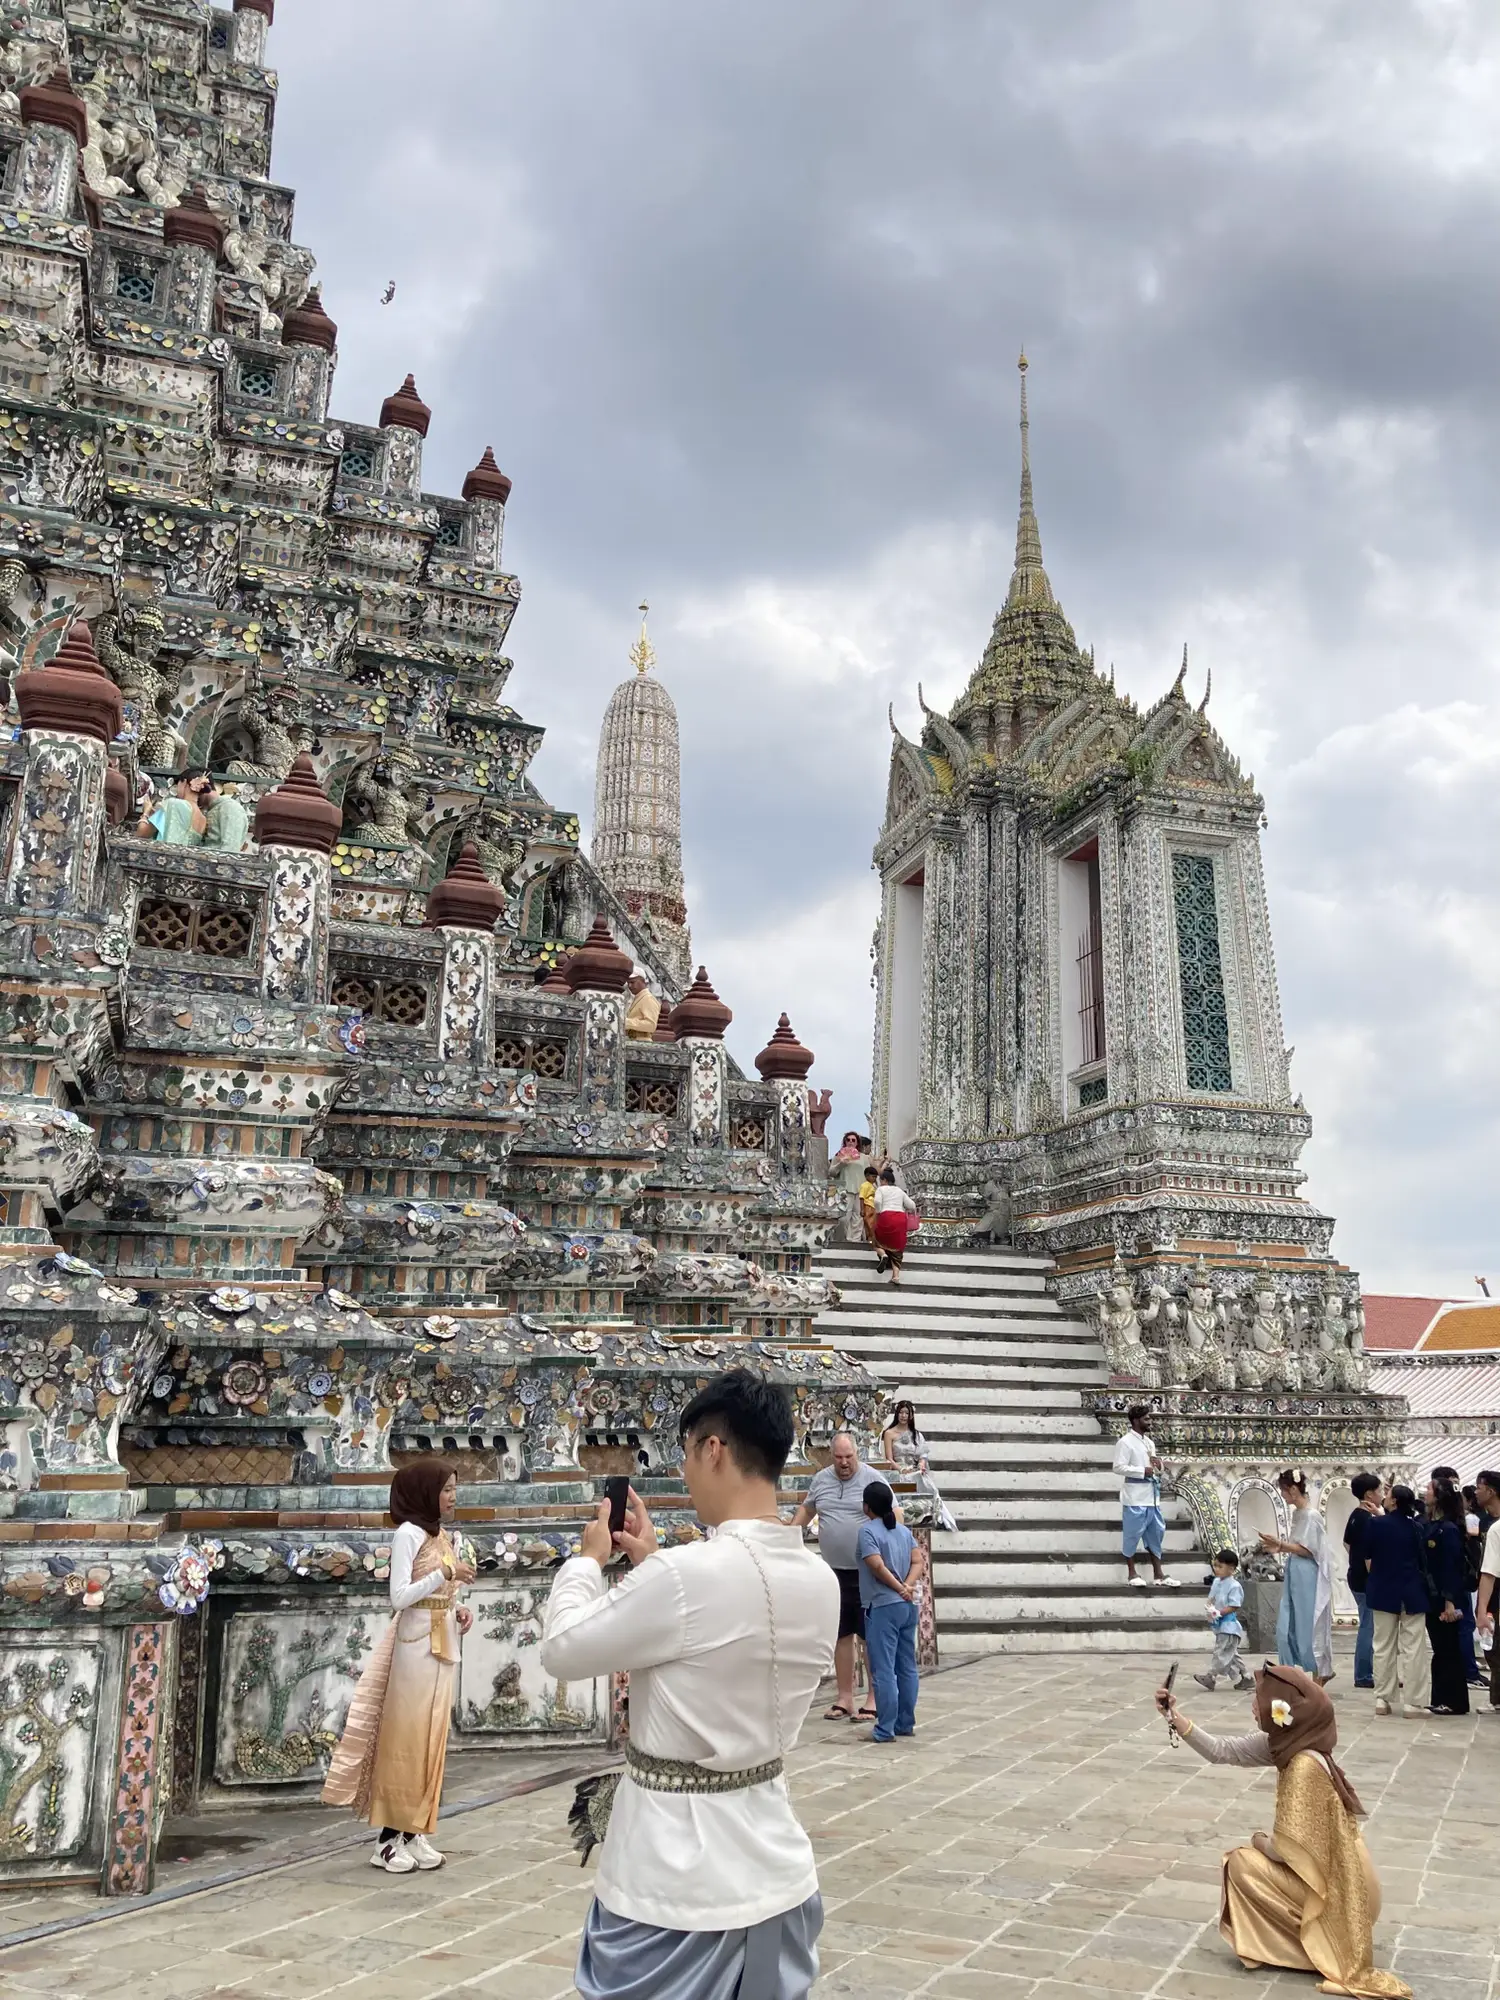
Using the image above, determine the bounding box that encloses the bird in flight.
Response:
[380,280,396,305]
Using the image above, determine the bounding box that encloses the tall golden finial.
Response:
[629,600,656,676]
[1007,347,1053,608]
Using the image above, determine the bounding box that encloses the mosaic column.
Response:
[672,967,732,1146]
[253,754,339,1006]
[103,1621,173,1896]
[425,841,505,1065]
[16,71,86,217]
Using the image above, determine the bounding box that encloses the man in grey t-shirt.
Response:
[793,1432,882,1719]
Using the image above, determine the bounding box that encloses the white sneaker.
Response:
[371,1836,416,1873]
[405,1832,444,1870]
[1161,1576,1182,1588]
[1128,1576,1148,1588]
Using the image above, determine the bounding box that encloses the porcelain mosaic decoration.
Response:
[0,0,884,1902]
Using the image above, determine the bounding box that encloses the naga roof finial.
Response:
[629,600,655,676]
[1170,643,1188,699]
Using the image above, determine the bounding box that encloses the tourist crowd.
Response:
[1341,1463,1498,1717]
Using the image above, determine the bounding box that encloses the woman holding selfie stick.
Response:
[1155,1663,1409,1997]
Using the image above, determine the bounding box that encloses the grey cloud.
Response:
[268,0,1499,1287]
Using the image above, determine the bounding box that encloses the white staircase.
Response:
[812,1243,1207,1653]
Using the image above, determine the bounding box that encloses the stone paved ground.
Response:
[1,1645,1494,2000]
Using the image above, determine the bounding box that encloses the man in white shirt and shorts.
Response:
[1113,1403,1179,1589]
[542,1369,838,1998]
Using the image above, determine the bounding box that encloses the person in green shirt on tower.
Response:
[138,771,207,845]
[200,780,249,853]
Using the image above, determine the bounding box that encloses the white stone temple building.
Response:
[591,607,692,985]
[871,357,1348,1318]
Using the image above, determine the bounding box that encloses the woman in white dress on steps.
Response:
[882,1400,957,1532]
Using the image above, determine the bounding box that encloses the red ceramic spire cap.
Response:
[462,447,512,504]
[15,620,124,745]
[755,1012,814,1080]
[672,966,733,1040]
[20,70,89,149]
[163,189,228,256]
[252,751,341,854]
[380,374,432,437]
[235,0,275,19]
[537,953,574,993]
[653,1002,676,1042]
[566,915,634,994]
[281,286,337,351]
[426,841,506,932]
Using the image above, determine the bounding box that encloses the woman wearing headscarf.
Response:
[1158,1663,1409,1998]
[323,1460,475,1873]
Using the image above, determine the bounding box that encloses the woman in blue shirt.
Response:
[857,1480,920,1743]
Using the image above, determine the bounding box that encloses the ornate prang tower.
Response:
[871,354,1357,1324]
[591,604,692,986]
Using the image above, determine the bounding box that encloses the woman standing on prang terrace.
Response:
[322,1462,475,1873]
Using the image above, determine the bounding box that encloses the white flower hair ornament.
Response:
[1269,1698,1294,1728]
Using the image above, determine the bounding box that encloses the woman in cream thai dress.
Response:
[323,1461,475,1873]
[1159,1663,1409,1998]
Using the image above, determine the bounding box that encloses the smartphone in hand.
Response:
[604,1476,631,1537]
[1157,1659,1179,1715]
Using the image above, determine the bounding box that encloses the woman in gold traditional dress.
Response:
[1158,1663,1409,1999]
[322,1461,474,1873]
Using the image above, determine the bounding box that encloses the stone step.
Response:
[824,1265,1054,1298]
[934,1586,1212,1622]
[912,1465,1122,1495]
[935,1524,1198,1554]
[825,1326,1097,1357]
[818,1247,1051,1275]
[930,1553,1205,1586]
[931,1619,1209,1652]
[936,1448,1120,1480]
[860,1366,1106,1392]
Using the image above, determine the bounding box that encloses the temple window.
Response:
[134,897,254,959]
[1060,836,1106,1105]
[495,1030,572,1080]
[330,974,430,1026]
[238,361,279,401]
[435,513,463,548]
[625,1074,681,1118]
[113,257,160,309]
[1172,852,1233,1091]
[340,444,376,480]
[208,15,231,49]
[731,1113,769,1151]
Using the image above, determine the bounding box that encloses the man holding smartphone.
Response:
[541,1369,837,1999]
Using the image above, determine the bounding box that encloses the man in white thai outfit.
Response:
[541,1368,837,1999]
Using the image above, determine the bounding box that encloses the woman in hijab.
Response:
[323,1460,475,1873]
[1157,1662,1409,1998]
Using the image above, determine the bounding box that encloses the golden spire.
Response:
[1007,349,1055,609]
[628,599,656,676]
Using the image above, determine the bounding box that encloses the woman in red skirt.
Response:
[871,1167,919,1285]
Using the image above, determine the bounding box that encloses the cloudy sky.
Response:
[270,0,1499,1296]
